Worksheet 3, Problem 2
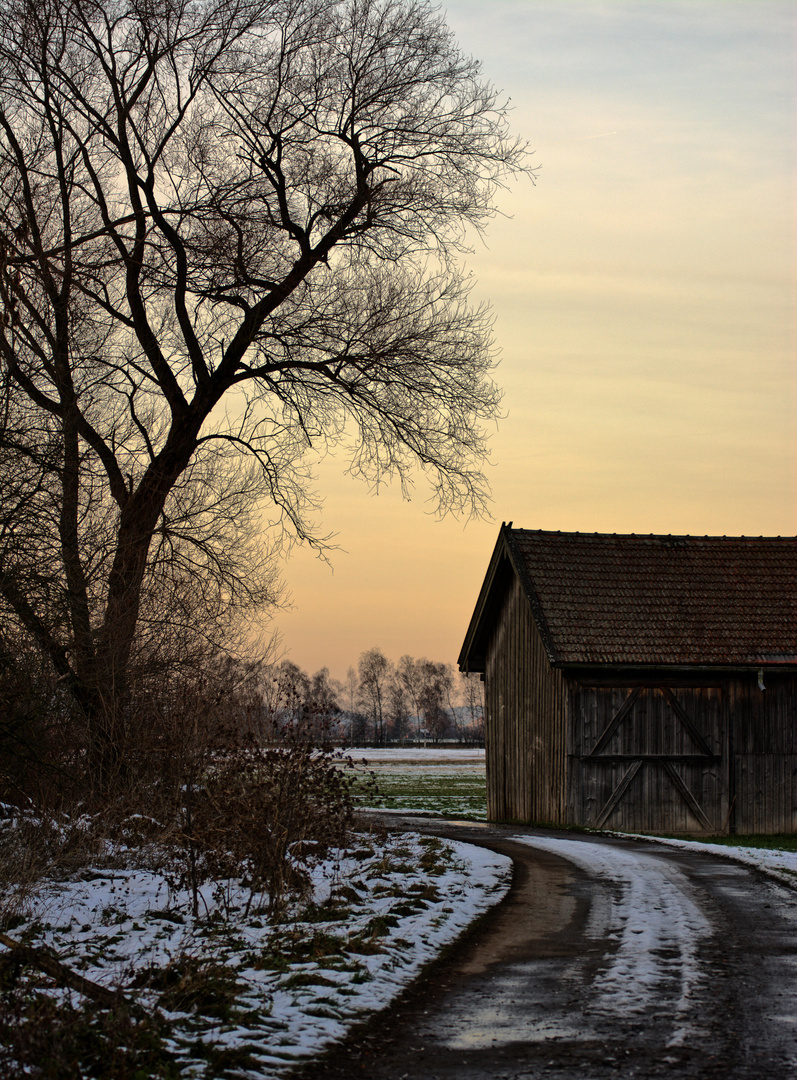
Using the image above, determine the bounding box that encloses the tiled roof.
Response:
[506,529,797,667]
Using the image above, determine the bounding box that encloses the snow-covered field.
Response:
[4,830,510,1077]
[350,747,485,761]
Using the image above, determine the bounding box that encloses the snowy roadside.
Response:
[615,833,797,887]
[510,834,712,1044]
[2,830,511,1078]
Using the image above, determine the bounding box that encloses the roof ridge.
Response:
[508,528,796,542]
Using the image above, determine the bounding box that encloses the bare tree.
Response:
[0,0,526,785]
[460,670,485,743]
[442,662,466,741]
[386,672,411,744]
[417,659,451,742]
[272,660,312,726]
[307,667,341,742]
[342,665,362,745]
[358,647,391,745]
[397,654,423,740]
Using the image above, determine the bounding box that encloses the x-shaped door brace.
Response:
[589,687,716,831]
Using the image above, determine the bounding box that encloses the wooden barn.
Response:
[458,526,797,835]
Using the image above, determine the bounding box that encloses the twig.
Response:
[0,931,139,1013]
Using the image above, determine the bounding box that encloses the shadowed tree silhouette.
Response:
[0,0,527,786]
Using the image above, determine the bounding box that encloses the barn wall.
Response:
[567,684,727,834]
[479,565,797,833]
[565,675,797,835]
[728,675,797,834]
[484,575,568,822]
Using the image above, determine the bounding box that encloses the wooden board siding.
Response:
[563,676,797,835]
[728,675,797,834]
[484,575,567,822]
[567,685,727,834]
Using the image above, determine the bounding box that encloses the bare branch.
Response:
[0,0,528,786]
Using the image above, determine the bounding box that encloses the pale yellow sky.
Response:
[272,1,796,683]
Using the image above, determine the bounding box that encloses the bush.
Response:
[0,647,364,926]
[0,639,85,811]
[168,723,361,919]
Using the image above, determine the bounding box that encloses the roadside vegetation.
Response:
[0,814,509,1079]
[663,832,797,853]
[0,680,496,1078]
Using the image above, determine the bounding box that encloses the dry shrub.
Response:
[164,724,361,919]
[0,650,363,927]
[103,654,363,920]
[0,650,363,1077]
[0,810,104,932]
[0,992,178,1080]
[0,640,86,812]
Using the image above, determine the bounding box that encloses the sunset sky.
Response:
[273,0,796,683]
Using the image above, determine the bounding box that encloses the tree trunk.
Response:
[88,418,203,788]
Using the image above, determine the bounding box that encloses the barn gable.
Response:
[459,526,797,834]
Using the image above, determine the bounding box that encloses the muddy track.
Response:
[293,818,797,1080]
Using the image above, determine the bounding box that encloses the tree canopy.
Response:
[0,0,527,785]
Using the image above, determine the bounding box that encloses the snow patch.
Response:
[618,833,797,886]
[348,747,485,762]
[3,832,510,1078]
[512,836,712,1044]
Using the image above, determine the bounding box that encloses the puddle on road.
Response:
[442,1016,587,1051]
[420,961,595,1051]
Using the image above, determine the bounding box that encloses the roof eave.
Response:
[459,524,562,673]
[457,526,512,674]
[503,528,561,665]
[554,661,797,676]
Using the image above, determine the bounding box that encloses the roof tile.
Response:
[508,530,797,666]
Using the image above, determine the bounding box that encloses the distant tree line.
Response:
[212,650,485,747]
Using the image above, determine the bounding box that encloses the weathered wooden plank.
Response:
[484,572,569,823]
[661,760,715,832]
[592,754,721,763]
[594,760,643,829]
[661,688,716,757]
[588,688,642,758]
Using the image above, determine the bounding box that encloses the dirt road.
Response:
[297,819,797,1080]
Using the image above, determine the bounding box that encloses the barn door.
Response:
[582,686,724,834]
